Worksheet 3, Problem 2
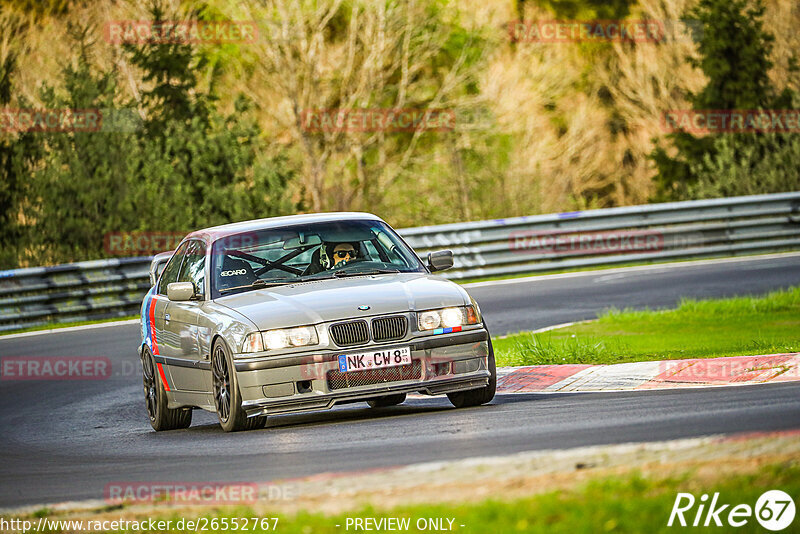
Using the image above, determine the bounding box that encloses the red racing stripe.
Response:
[148,297,159,355]
[156,362,170,391]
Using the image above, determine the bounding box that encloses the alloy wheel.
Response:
[142,350,158,422]
[212,345,231,422]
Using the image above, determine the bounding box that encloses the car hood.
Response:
[214,272,470,330]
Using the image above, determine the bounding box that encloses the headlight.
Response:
[417,305,479,331]
[241,332,264,353]
[440,307,464,328]
[262,326,319,350]
[418,310,441,330]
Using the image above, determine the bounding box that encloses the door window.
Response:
[157,241,190,295]
[177,240,207,299]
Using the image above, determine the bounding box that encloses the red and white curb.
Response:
[496,353,800,393]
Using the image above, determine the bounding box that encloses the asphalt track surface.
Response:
[1,254,800,508]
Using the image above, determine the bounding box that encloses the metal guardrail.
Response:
[1,192,798,332]
[402,191,800,279]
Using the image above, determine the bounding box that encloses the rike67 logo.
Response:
[668,490,796,531]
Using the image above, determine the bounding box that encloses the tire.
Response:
[367,393,407,408]
[447,335,496,408]
[212,339,266,432]
[142,347,192,431]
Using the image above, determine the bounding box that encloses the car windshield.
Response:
[210,219,425,298]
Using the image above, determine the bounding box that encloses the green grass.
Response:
[494,287,800,366]
[285,464,800,533]
[65,460,799,533]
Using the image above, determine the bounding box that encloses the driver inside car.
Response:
[302,240,364,276]
[331,243,357,266]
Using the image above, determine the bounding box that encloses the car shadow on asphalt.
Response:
[269,404,455,429]
[493,391,594,402]
[182,401,457,434]
[261,392,582,429]
[169,393,580,434]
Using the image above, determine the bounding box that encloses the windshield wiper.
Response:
[299,268,401,282]
[332,268,400,278]
[219,279,295,293]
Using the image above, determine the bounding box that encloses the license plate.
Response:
[338,346,412,372]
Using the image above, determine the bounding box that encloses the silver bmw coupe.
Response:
[139,213,495,432]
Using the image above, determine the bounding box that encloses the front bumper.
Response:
[236,329,490,417]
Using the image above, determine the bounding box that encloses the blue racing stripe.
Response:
[141,287,155,352]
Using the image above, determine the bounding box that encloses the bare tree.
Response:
[244,0,484,212]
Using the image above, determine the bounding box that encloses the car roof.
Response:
[184,212,385,243]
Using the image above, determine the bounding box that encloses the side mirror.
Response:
[427,250,454,272]
[167,282,195,302]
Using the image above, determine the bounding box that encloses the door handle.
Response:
[165,313,171,324]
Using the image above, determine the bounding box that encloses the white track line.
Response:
[462,251,800,288]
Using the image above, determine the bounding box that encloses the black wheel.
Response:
[142,347,192,431]
[367,393,407,408]
[212,339,266,432]
[447,336,496,408]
